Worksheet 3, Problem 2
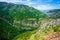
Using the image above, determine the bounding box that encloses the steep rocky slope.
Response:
[29,18,60,40]
[13,18,60,40]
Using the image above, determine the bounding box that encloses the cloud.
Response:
[0,0,36,6]
[0,0,36,5]
[57,4,60,8]
[0,0,31,3]
[34,4,57,10]
[0,0,23,3]
[58,4,60,6]
[25,2,37,5]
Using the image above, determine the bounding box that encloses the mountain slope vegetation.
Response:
[13,19,60,40]
[0,2,47,40]
[13,9,60,40]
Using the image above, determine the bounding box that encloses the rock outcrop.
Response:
[46,32,60,40]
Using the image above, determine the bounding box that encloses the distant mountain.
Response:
[47,9,60,18]
[48,9,60,13]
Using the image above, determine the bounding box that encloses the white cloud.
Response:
[25,2,36,5]
[34,5,57,10]
[58,4,60,6]
[0,0,23,3]
[0,0,31,3]
[57,4,60,8]
[0,0,36,5]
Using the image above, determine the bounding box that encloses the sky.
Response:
[0,0,60,10]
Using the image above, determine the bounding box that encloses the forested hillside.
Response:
[0,2,47,40]
[13,9,60,40]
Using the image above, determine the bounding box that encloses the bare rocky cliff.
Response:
[29,18,60,40]
[40,18,60,28]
